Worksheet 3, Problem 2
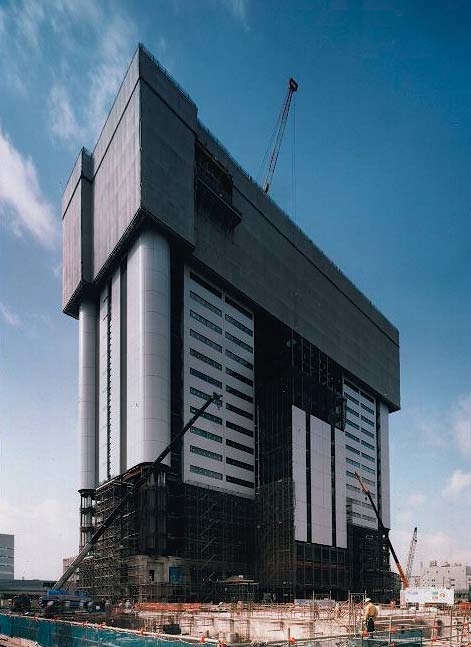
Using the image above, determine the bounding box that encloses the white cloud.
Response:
[406,492,426,507]
[0,497,77,580]
[222,0,249,27]
[49,83,85,145]
[0,126,57,247]
[451,395,471,456]
[443,470,471,498]
[0,302,21,327]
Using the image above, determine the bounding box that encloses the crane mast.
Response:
[406,527,418,581]
[354,471,410,589]
[263,77,298,194]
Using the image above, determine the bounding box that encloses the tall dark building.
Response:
[62,45,399,601]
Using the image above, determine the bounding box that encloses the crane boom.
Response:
[406,527,418,581]
[263,77,298,194]
[354,471,410,589]
[54,392,223,592]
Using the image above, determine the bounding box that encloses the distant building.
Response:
[420,561,471,596]
[0,535,14,580]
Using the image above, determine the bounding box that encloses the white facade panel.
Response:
[379,400,391,528]
[98,285,109,483]
[183,268,255,498]
[335,427,347,548]
[310,415,332,546]
[78,301,97,490]
[126,230,171,469]
[292,406,307,542]
[109,270,121,477]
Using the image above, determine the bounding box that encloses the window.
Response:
[190,310,222,334]
[346,457,360,468]
[190,291,222,316]
[191,426,222,443]
[226,384,253,403]
[361,403,375,415]
[361,439,375,450]
[190,386,211,401]
[226,438,254,454]
[361,452,375,462]
[346,419,360,430]
[226,420,253,437]
[226,456,254,471]
[361,415,375,427]
[346,431,360,443]
[190,368,222,389]
[190,348,222,370]
[344,379,359,392]
[346,483,360,492]
[226,475,254,489]
[346,406,359,418]
[190,330,222,353]
[345,393,359,405]
[346,445,360,456]
[225,313,252,336]
[190,406,222,425]
[225,331,253,353]
[226,402,253,420]
[225,367,253,387]
[190,445,222,462]
[363,477,375,487]
[225,296,252,320]
[346,470,356,479]
[360,390,375,404]
[225,349,253,370]
[190,272,222,299]
[360,427,375,439]
[190,464,222,480]
[361,464,375,475]
[362,514,376,522]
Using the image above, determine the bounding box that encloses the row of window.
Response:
[346,444,376,464]
[344,379,375,404]
[189,464,254,488]
[361,415,375,427]
[225,331,253,353]
[190,289,253,340]
[190,427,253,455]
[190,306,253,355]
[345,457,376,477]
[190,336,253,372]
[191,390,254,423]
[190,365,253,403]
[190,407,254,438]
[190,272,253,321]
[190,445,254,472]
[190,309,222,334]
[345,393,375,417]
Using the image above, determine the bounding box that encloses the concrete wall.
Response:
[62,44,400,411]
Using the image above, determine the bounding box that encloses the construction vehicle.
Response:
[51,392,223,595]
[354,471,410,589]
[406,527,417,582]
[262,77,298,194]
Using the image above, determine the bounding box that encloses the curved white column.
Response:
[78,300,97,490]
[127,229,171,467]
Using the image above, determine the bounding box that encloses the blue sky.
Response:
[0,0,470,579]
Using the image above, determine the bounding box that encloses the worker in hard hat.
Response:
[364,597,378,633]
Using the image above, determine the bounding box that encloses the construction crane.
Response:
[262,77,298,194]
[53,392,223,592]
[354,471,410,589]
[406,527,418,582]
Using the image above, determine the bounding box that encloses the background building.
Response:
[0,535,14,580]
[62,45,400,601]
[419,561,471,599]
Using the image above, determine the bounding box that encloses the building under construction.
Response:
[62,44,400,602]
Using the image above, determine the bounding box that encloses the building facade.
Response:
[420,562,471,597]
[0,535,14,581]
[62,45,400,601]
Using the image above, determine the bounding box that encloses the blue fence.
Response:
[0,613,200,647]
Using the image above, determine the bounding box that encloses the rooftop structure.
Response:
[0,535,14,581]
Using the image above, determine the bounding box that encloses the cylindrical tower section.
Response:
[127,229,171,468]
[78,300,97,490]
